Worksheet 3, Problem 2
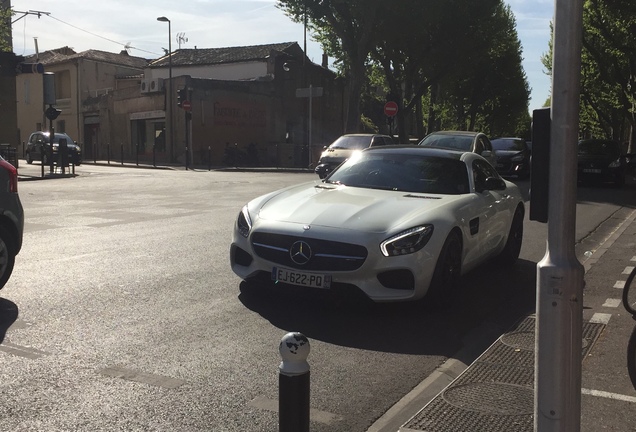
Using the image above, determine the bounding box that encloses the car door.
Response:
[465,159,510,265]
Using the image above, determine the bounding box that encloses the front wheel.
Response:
[0,226,16,290]
[25,152,33,164]
[498,206,524,265]
[429,231,462,306]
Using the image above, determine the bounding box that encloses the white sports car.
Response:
[230,146,525,303]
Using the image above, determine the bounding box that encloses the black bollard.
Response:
[279,332,310,432]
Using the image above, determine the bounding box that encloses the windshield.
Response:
[492,139,526,151]
[328,136,373,150]
[578,140,620,158]
[419,135,473,151]
[326,152,470,194]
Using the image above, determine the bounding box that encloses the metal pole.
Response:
[279,332,310,432]
[534,0,585,430]
[308,84,313,167]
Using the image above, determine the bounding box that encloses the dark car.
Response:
[26,131,82,166]
[577,139,627,187]
[314,134,395,178]
[0,155,24,290]
[418,131,497,168]
[491,137,531,179]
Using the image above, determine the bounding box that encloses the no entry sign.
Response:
[384,101,398,117]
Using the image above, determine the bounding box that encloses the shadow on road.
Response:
[238,259,537,356]
[0,298,18,343]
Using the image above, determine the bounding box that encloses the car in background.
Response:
[418,131,497,168]
[491,137,531,179]
[26,131,82,166]
[577,139,627,187]
[0,155,24,290]
[314,134,395,178]
[231,146,525,304]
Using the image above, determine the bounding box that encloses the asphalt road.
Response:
[1,162,634,431]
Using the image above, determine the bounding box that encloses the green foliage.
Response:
[278,0,531,139]
[0,5,11,52]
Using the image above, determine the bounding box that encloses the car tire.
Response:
[0,226,16,290]
[429,231,462,306]
[25,152,33,164]
[498,206,524,265]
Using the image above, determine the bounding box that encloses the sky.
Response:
[10,0,553,112]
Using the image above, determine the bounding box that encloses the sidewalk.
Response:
[388,209,636,431]
[15,159,312,180]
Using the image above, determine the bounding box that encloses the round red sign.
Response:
[384,101,398,117]
[182,100,192,111]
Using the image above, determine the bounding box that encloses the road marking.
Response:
[248,396,343,425]
[631,256,636,262]
[582,388,636,403]
[614,280,625,289]
[98,366,185,389]
[602,298,621,308]
[589,313,612,324]
[623,266,635,275]
[0,342,49,359]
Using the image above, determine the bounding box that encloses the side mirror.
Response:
[485,177,506,191]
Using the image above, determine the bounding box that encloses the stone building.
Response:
[17,41,345,168]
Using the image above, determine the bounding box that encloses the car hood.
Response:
[255,182,464,233]
[577,154,618,165]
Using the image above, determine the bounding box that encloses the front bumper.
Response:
[230,225,441,303]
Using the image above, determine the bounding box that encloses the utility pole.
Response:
[534,0,585,431]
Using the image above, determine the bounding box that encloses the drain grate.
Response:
[402,316,606,431]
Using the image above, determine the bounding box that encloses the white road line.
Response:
[614,280,626,289]
[623,266,635,275]
[582,388,636,403]
[602,298,621,308]
[589,313,612,324]
[631,256,636,262]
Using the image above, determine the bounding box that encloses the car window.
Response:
[474,139,485,154]
[370,136,385,147]
[420,135,473,151]
[472,159,500,192]
[326,152,470,194]
[492,139,527,151]
[578,140,620,158]
[328,136,374,150]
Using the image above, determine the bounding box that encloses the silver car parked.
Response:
[0,155,24,290]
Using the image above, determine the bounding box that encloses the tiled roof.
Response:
[149,42,302,68]
[25,48,149,70]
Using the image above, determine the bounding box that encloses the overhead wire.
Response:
[40,14,161,56]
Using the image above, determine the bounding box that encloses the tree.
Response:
[0,1,11,52]
[277,0,386,133]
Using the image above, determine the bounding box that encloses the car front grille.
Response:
[251,232,368,271]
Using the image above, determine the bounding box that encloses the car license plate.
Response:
[583,168,602,173]
[272,267,331,289]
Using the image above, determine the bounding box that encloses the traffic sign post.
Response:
[384,101,398,135]
[295,85,323,167]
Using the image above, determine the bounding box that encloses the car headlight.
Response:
[380,225,434,257]
[237,205,252,238]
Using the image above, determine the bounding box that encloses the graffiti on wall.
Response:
[213,101,266,128]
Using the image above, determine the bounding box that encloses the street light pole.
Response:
[157,16,173,163]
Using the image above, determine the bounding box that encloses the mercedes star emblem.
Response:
[290,241,312,265]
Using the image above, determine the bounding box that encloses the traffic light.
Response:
[177,88,187,108]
